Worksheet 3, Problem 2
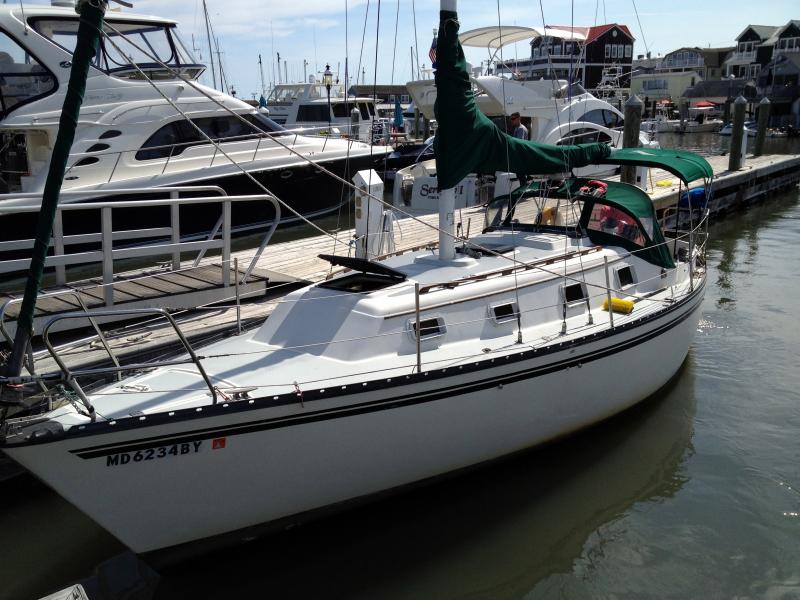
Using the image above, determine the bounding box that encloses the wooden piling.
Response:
[620,95,643,185]
[728,96,747,171]
[753,97,771,157]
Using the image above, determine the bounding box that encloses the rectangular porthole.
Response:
[615,265,636,289]
[409,317,446,340]
[562,282,587,305]
[490,301,519,324]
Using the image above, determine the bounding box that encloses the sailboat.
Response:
[0,0,711,558]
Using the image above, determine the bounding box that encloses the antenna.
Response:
[303,59,308,84]
[276,51,281,84]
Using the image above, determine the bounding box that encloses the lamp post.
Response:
[323,63,333,131]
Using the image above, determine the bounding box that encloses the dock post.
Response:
[423,116,430,140]
[414,106,420,140]
[620,95,643,185]
[728,96,747,171]
[678,99,687,133]
[753,97,771,157]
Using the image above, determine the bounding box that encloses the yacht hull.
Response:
[1,280,704,554]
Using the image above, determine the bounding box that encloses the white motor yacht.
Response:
[0,4,390,237]
[265,81,381,143]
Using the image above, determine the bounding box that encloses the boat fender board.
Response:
[603,297,635,314]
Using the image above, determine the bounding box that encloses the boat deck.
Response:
[7,152,800,378]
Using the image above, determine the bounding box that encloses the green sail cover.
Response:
[433,11,610,190]
[600,147,713,184]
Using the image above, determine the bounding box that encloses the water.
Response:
[1,136,799,599]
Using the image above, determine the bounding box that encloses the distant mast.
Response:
[202,0,217,90]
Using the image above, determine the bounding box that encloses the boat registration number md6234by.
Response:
[105,438,226,467]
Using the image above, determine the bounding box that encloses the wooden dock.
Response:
[6,152,800,377]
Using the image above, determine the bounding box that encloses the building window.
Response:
[401,94,409,103]
[605,44,611,58]
[625,44,632,58]
[611,45,618,59]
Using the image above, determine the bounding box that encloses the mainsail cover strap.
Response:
[433,10,611,191]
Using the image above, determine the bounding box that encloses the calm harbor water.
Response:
[1,134,799,599]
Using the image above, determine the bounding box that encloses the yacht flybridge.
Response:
[0,4,388,226]
[0,0,711,559]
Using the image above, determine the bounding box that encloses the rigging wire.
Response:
[493,0,524,343]
[630,0,650,56]
[354,0,371,95]
[411,0,421,78]
[95,18,661,290]
[390,0,400,84]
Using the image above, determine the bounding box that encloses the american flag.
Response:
[429,35,437,69]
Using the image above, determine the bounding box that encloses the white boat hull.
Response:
[2,283,704,554]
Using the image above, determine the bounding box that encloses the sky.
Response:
[25,0,800,99]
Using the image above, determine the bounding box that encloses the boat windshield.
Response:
[554,82,587,99]
[30,18,203,80]
[485,184,584,230]
[0,29,57,116]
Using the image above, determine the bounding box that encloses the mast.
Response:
[437,0,456,261]
[202,0,217,90]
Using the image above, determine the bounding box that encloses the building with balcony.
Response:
[498,24,634,93]
[724,24,780,79]
[631,47,732,105]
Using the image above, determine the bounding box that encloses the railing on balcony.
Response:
[728,50,757,62]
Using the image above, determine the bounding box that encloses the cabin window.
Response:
[490,301,519,324]
[99,129,122,139]
[615,265,636,288]
[73,156,100,166]
[332,102,356,118]
[297,104,331,122]
[86,143,110,153]
[557,128,613,145]
[409,317,446,340]
[580,109,623,128]
[563,282,588,305]
[136,113,286,161]
[0,30,57,116]
[586,204,647,247]
[358,102,374,119]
